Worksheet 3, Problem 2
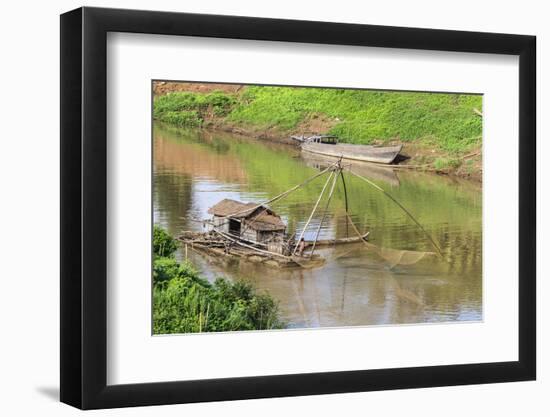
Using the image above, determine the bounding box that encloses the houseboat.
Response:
[204,198,287,254]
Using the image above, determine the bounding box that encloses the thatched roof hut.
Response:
[208,199,285,231]
[206,199,286,243]
[207,199,258,218]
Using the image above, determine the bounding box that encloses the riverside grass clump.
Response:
[153,86,482,154]
[153,91,236,127]
[152,226,285,334]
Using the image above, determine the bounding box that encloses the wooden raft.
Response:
[178,231,326,269]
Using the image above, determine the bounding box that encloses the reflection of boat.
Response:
[301,152,400,187]
[302,142,403,164]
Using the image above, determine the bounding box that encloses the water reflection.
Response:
[154,123,482,327]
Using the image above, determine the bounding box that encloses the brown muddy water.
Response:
[153,122,482,329]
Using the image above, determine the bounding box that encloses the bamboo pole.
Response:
[339,168,350,237]
[309,169,339,257]
[292,170,336,255]
[344,212,370,249]
[348,169,443,257]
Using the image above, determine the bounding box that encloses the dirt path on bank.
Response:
[153,81,244,96]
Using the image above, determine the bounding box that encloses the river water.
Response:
[153,122,482,328]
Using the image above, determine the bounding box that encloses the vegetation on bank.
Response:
[152,225,285,334]
[153,86,482,155]
[232,87,482,153]
[153,91,235,128]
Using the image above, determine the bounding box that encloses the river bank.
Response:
[153,82,482,181]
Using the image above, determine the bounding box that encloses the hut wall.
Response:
[267,241,284,254]
[256,230,272,243]
[242,228,258,243]
[258,230,286,243]
[209,216,229,234]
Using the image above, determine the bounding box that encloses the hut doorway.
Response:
[228,218,241,236]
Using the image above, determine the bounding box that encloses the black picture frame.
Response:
[60,6,536,410]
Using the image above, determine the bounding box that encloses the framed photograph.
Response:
[60,6,536,409]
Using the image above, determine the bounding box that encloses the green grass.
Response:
[152,227,285,334]
[154,91,236,127]
[433,157,462,171]
[154,86,482,154]
[230,86,482,153]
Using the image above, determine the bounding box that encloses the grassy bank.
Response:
[153,84,483,178]
[152,226,285,334]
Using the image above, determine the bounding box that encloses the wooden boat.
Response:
[291,134,338,144]
[302,142,403,165]
[290,135,402,164]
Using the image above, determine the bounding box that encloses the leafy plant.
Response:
[153,225,178,258]
[153,91,236,126]
[153,260,285,333]
[151,229,285,334]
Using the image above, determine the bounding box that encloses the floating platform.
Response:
[177,230,369,269]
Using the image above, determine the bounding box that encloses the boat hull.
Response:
[302,143,403,164]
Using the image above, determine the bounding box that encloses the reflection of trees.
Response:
[154,126,247,183]
[333,170,482,276]
[153,172,193,236]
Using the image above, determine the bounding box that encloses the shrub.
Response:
[153,257,210,286]
[153,275,285,333]
[157,110,202,127]
[153,225,178,257]
[153,91,237,125]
